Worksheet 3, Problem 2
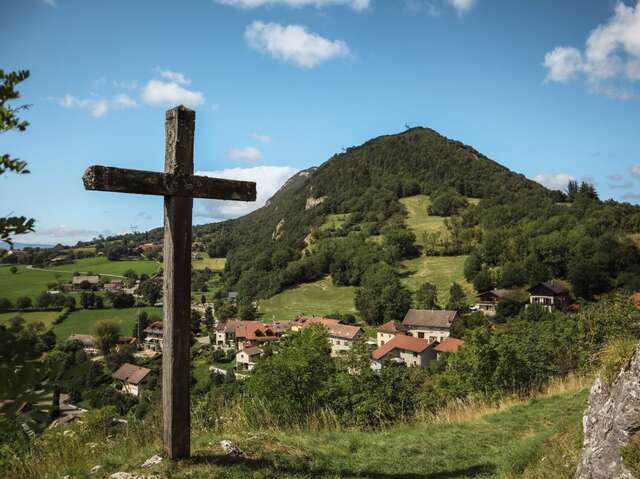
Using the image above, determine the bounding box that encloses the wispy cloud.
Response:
[216,0,369,11]
[156,69,191,85]
[228,146,263,162]
[533,173,575,191]
[543,1,640,100]
[195,166,299,220]
[252,133,273,143]
[245,21,350,68]
[447,0,476,16]
[54,93,136,118]
[632,164,640,177]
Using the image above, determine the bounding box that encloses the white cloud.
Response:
[113,94,137,109]
[632,164,640,177]
[228,146,263,162]
[57,94,109,118]
[533,173,576,191]
[158,69,191,85]
[141,80,205,107]
[195,166,299,220]
[252,133,273,143]
[543,1,640,99]
[216,0,369,10]
[245,21,350,68]
[447,0,476,15]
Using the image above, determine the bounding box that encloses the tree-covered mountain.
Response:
[190,127,640,303]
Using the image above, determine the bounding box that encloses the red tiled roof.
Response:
[235,321,278,342]
[371,335,433,360]
[434,338,464,353]
[296,317,362,339]
[377,320,406,334]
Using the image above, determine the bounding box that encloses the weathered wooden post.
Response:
[82,105,256,459]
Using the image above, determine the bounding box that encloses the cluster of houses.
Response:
[473,280,572,316]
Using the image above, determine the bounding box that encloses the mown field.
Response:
[259,276,357,321]
[400,195,447,247]
[8,385,588,479]
[192,254,226,271]
[0,310,60,328]
[0,265,72,301]
[53,306,162,340]
[47,257,159,277]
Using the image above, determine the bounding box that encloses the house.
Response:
[103,282,123,292]
[112,363,151,396]
[528,281,571,311]
[136,242,162,254]
[433,338,465,359]
[371,335,438,370]
[376,320,407,347]
[72,275,100,290]
[214,320,293,351]
[143,321,163,352]
[236,346,263,371]
[474,289,514,316]
[68,334,98,355]
[294,316,364,357]
[402,309,457,342]
[116,336,137,350]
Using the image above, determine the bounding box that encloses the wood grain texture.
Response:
[162,105,194,460]
[82,165,256,201]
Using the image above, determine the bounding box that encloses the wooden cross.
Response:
[82,105,256,459]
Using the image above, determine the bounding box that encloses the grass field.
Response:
[400,195,447,247]
[8,383,588,478]
[192,254,226,271]
[0,310,60,328]
[401,255,474,304]
[53,306,162,340]
[259,276,356,321]
[0,265,73,301]
[47,257,159,277]
[319,213,350,233]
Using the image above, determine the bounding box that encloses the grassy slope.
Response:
[259,276,357,321]
[15,387,587,479]
[400,195,474,303]
[53,306,162,340]
[193,254,226,271]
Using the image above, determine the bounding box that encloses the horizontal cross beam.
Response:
[83,165,256,201]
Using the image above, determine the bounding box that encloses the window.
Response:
[418,332,425,339]
[413,352,417,357]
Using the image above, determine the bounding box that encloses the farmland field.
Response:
[401,255,474,304]
[0,310,60,329]
[259,276,356,321]
[192,254,226,271]
[400,195,447,248]
[47,257,159,277]
[0,265,72,301]
[53,306,162,340]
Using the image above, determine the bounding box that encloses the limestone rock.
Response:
[576,347,640,478]
[140,454,162,468]
[220,440,245,457]
[305,196,325,210]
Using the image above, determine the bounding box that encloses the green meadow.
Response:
[47,257,159,277]
[259,276,357,321]
[192,254,226,271]
[0,310,60,329]
[0,265,72,301]
[53,306,162,340]
[401,255,473,304]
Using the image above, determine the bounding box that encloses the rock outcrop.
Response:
[576,347,640,478]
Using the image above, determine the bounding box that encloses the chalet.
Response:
[112,363,151,396]
[214,320,239,350]
[402,309,457,342]
[433,337,465,359]
[214,320,293,351]
[294,316,364,357]
[528,281,571,311]
[376,320,407,347]
[236,346,263,371]
[371,335,437,370]
[474,289,514,316]
[68,334,98,355]
[143,321,163,352]
[72,275,100,290]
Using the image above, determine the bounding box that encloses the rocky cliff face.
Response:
[576,347,640,479]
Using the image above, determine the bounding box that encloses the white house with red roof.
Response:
[402,309,457,342]
[294,316,364,357]
[371,335,438,370]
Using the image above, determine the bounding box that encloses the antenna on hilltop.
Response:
[405,123,411,130]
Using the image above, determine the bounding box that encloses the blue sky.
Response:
[2,0,640,245]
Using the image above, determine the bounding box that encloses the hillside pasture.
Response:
[53,306,162,340]
[259,276,356,321]
[0,310,60,329]
[192,254,226,271]
[46,257,158,277]
[0,265,72,301]
[401,255,474,304]
[319,213,350,233]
